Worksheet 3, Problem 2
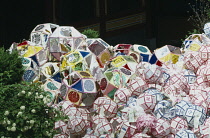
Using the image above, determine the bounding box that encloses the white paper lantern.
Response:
[144,88,164,102]
[170,117,188,135]
[58,100,74,114]
[110,117,123,132]
[67,117,87,135]
[94,121,113,136]
[53,134,68,138]
[65,107,82,118]
[154,100,173,119]
[204,22,210,38]
[93,97,118,118]
[114,88,131,104]
[54,121,67,134]
[117,122,136,138]
[137,93,157,113]
[169,74,190,94]
[30,23,59,47]
[132,133,151,138]
[175,100,193,117]
[143,64,163,84]
[184,105,206,128]
[91,115,108,128]
[82,135,98,138]
[128,77,148,96]
[183,69,196,84]
[175,129,196,138]
[192,125,210,138]
[184,51,205,72]
[151,118,171,138]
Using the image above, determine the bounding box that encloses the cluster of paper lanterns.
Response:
[8,22,210,137]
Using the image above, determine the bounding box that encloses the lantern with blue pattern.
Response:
[175,100,193,117]
[175,129,196,138]
[154,100,173,119]
[184,105,206,128]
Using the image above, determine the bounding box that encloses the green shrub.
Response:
[82,29,99,38]
[0,81,66,138]
[0,47,24,85]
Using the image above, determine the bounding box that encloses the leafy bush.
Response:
[0,81,66,137]
[0,47,24,85]
[188,0,210,33]
[82,29,99,38]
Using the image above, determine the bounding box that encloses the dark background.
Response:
[0,0,196,50]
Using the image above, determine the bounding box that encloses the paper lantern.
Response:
[196,75,209,88]
[154,45,181,65]
[83,135,98,138]
[40,62,61,82]
[98,101,118,119]
[199,45,210,61]
[87,38,111,68]
[136,114,157,132]
[67,116,87,135]
[30,23,59,47]
[54,121,67,134]
[137,93,157,113]
[65,89,82,106]
[60,50,91,72]
[48,26,85,61]
[111,55,138,72]
[151,118,171,138]
[58,100,74,114]
[190,93,208,113]
[183,69,196,84]
[175,130,196,138]
[21,47,48,67]
[65,107,82,118]
[103,67,131,91]
[94,121,113,136]
[128,51,141,63]
[53,134,68,138]
[143,64,163,84]
[22,66,40,82]
[175,100,193,117]
[62,71,97,94]
[43,79,61,93]
[114,88,131,104]
[99,134,112,138]
[154,100,173,119]
[114,44,132,55]
[128,76,148,96]
[144,88,164,102]
[132,133,151,138]
[110,117,123,132]
[91,114,109,128]
[204,117,210,126]
[169,74,190,94]
[204,22,210,38]
[170,117,188,135]
[135,62,150,77]
[117,122,136,138]
[192,125,210,138]
[132,44,152,63]
[184,105,206,128]
[93,97,118,118]
[184,51,205,72]
[126,96,138,108]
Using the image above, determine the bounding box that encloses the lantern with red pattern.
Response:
[151,119,171,138]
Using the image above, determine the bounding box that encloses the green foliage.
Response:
[82,29,99,38]
[0,47,24,85]
[0,81,66,138]
[188,0,210,32]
